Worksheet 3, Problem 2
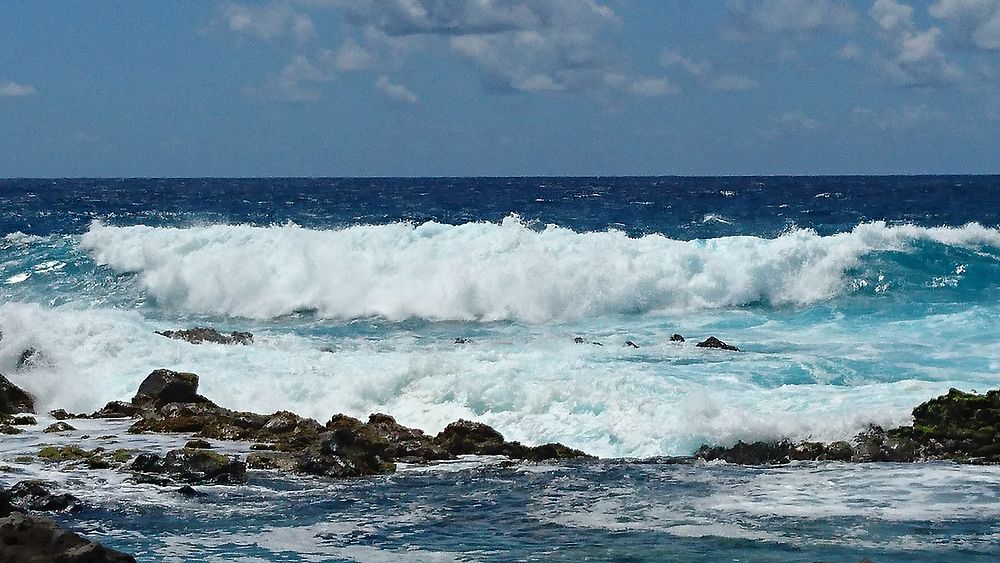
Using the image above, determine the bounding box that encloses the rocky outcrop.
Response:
[434,420,592,461]
[129,448,246,484]
[0,510,136,563]
[696,387,1000,465]
[7,481,83,513]
[120,367,591,479]
[0,373,34,415]
[670,334,685,342]
[43,422,75,433]
[695,336,740,352]
[90,401,141,419]
[156,328,253,346]
[131,369,214,409]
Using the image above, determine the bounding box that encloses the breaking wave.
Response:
[79,218,1000,322]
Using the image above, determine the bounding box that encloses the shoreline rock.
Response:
[0,373,34,415]
[696,387,1000,465]
[156,327,253,346]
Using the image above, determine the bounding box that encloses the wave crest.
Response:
[79,218,1000,322]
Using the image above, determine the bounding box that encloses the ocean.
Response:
[2,176,1000,561]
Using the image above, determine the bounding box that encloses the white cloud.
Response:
[629,77,678,97]
[852,104,949,131]
[660,50,759,91]
[726,0,857,39]
[930,0,1000,50]
[0,81,35,97]
[375,76,419,104]
[838,42,864,60]
[773,110,824,132]
[224,2,316,42]
[868,0,961,86]
[327,38,375,72]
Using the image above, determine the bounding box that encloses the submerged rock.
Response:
[0,373,34,415]
[7,480,83,513]
[156,327,253,346]
[624,341,639,349]
[16,347,45,370]
[695,336,739,352]
[42,421,75,433]
[0,510,136,563]
[131,369,215,409]
[670,334,686,342]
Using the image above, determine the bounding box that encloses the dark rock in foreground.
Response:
[696,387,1000,465]
[670,334,685,342]
[695,336,740,352]
[131,369,215,409]
[0,510,135,563]
[0,373,34,415]
[121,368,591,479]
[157,327,253,346]
[7,480,83,513]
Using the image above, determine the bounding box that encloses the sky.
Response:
[2,0,1000,177]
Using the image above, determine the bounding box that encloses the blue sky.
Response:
[2,0,999,177]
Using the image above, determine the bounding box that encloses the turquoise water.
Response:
[1,176,999,560]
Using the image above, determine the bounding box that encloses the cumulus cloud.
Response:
[726,0,857,39]
[869,0,961,86]
[660,50,759,91]
[0,81,35,97]
[226,0,644,100]
[375,75,419,104]
[628,77,678,97]
[930,0,1000,50]
[224,2,316,42]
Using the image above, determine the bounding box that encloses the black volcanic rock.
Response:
[695,336,739,351]
[7,480,83,513]
[131,369,214,409]
[0,373,34,415]
[0,511,136,563]
[157,327,253,345]
[669,334,685,342]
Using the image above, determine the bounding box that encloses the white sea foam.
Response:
[2,301,994,458]
[79,218,1000,322]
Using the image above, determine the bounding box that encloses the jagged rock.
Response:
[695,440,853,465]
[573,337,585,344]
[454,338,471,344]
[695,336,740,352]
[184,439,213,449]
[365,413,453,462]
[0,511,136,562]
[175,485,206,498]
[435,420,508,456]
[7,481,82,513]
[35,446,132,469]
[433,420,590,461]
[49,409,86,420]
[131,369,214,409]
[10,415,35,425]
[624,341,639,349]
[246,451,298,471]
[43,421,75,433]
[156,327,253,345]
[0,425,22,435]
[0,373,34,415]
[670,334,686,342]
[129,448,246,484]
[91,401,141,419]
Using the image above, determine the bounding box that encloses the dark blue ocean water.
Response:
[2,176,1000,561]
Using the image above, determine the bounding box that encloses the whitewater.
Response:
[3,176,1000,561]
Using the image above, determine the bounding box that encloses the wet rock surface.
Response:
[156,327,253,345]
[697,387,1000,465]
[695,336,740,352]
[0,510,136,563]
[7,481,83,513]
[130,448,246,484]
[0,373,34,415]
[120,368,591,479]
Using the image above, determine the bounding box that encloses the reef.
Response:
[155,327,253,345]
[696,387,1000,465]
